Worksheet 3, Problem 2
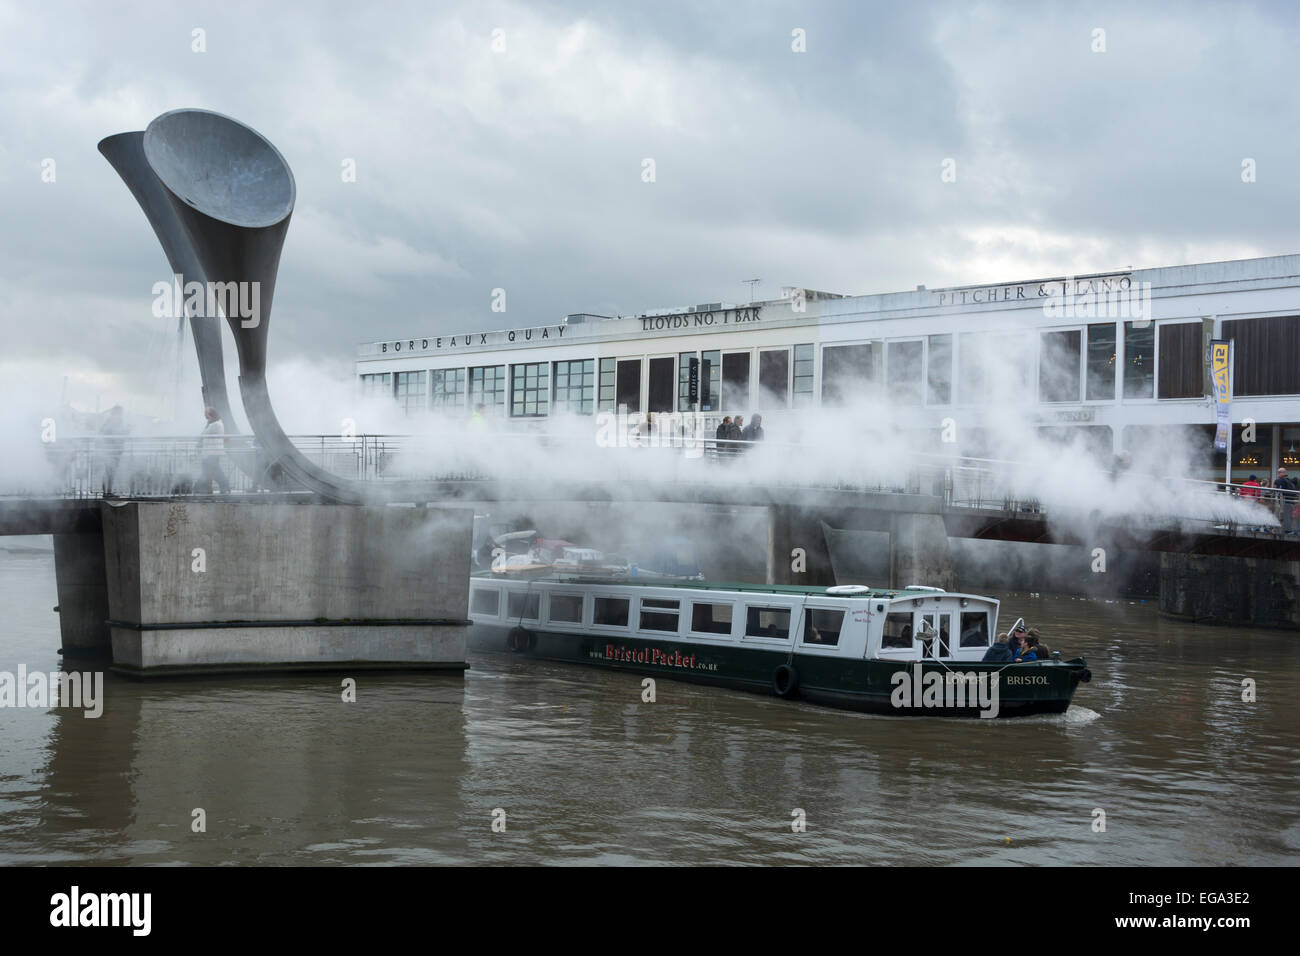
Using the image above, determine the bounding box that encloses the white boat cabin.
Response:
[468,577,1001,662]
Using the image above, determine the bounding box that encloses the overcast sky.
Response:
[2,0,1298,422]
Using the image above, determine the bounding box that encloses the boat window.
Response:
[548,593,584,624]
[470,588,499,616]
[507,591,540,621]
[690,602,733,635]
[882,612,914,649]
[593,597,629,628]
[802,608,844,646]
[959,611,990,648]
[639,598,679,632]
[745,606,791,640]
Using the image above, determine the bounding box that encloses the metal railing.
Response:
[12,433,1294,538]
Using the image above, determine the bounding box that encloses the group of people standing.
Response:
[714,414,764,453]
[1239,466,1299,534]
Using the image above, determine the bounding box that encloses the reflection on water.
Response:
[0,550,1297,865]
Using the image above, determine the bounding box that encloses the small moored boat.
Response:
[467,574,1091,717]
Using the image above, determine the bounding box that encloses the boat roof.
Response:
[470,571,981,601]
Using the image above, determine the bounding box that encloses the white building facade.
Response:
[355,254,1300,483]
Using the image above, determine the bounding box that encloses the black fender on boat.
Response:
[1065,657,1092,683]
[773,663,800,698]
[507,626,534,653]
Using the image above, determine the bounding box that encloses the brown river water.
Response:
[0,547,1296,865]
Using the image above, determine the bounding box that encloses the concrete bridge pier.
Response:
[53,530,112,659]
[88,500,473,676]
[766,505,837,586]
[766,506,956,591]
[1160,552,1300,629]
[889,512,957,591]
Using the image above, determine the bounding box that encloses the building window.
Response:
[647,357,675,413]
[593,597,629,628]
[886,340,923,405]
[759,349,790,406]
[821,343,876,405]
[744,606,791,640]
[957,333,988,404]
[430,368,466,411]
[1039,330,1082,403]
[616,359,641,412]
[469,365,507,415]
[598,358,616,411]
[639,598,680,632]
[793,344,815,407]
[882,612,913,649]
[360,373,392,398]
[959,332,1032,404]
[1123,322,1155,399]
[394,371,427,415]
[547,593,585,624]
[689,602,733,635]
[926,335,951,405]
[1281,428,1300,469]
[511,362,549,417]
[1086,323,1116,401]
[959,612,989,648]
[722,352,751,411]
[1222,315,1300,396]
[553,359,595,415]
[1157,323,1204,399]
[469,587,498,615]
[802,608,844,646]
[506,591,539,620]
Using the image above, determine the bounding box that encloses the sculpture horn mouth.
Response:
[143,108,296,229]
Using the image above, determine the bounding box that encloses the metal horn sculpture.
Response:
[97,131,237,430]
[102,108,415,503]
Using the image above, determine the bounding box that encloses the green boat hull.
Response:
[469,623,1090,718]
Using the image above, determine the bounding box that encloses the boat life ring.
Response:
[772,663,800,698]
[507,627,534,653]
[826,585,871,595]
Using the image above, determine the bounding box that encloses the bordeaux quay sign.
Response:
[379,325,571,353]
[375,306,763,354]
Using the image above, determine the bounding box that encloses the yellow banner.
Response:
[1212,342,1231,404]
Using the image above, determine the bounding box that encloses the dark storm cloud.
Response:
[0,0,1297,417]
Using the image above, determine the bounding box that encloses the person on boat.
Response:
[981,632,1014,662]
[1026,627,1051,660]
[1007,623,1031,660]
[1013,626,1040,662]
[742,413,764,444]
[716,416,732,454]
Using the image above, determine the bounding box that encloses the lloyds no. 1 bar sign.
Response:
[1211,339,1232,451]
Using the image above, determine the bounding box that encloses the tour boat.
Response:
[466,574,1092,717]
